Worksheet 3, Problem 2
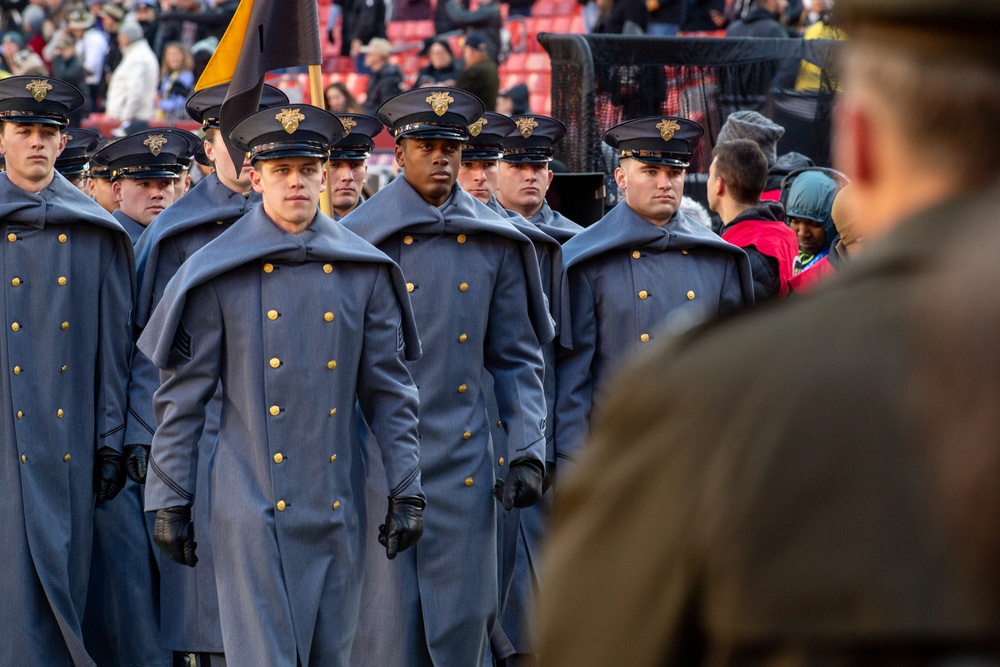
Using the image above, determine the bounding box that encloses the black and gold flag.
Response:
[196,0,322,173]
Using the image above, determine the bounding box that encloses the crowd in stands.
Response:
[0,0,233,129]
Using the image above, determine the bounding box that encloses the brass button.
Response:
[327,360,336,369]
[11,277,20,287]
[216,220,224,225]
[57,277,67,286]
[61,365,67,373]
[323,312,334,322]
[276,500,286,511]
[63,454,71,462]
[269,357,281,368]
[459,282,469,292]
[686,290,695,300]
[20,454,26,463]
[269,405,280,416]
[330,454,337,462]
[267,309,278,320]
[458,384,467,393]
[13,366,20,375]
[273,453,283,464]
[329,408,337,416]
[640,333,650,343]
[498,457,505,466]
[56,409,63,418]
[406,282,414,293]
[465,477,474,486]
[11,322,19,332]
[16,410,23,419]
[632,250,641,259]
[7,233,16,242]
[263,263,274,273]
[463,431,471,440]
[498,420,502,427]
[58,234,67,243]
[61,322,69,330]
[457,234,467,244]
[458,333,467,343]
[332,501,341,510]
[638,290,648,300]
[681,249,689,255]
[403,235,413,245]
[323,263,333,274]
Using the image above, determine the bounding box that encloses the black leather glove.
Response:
[493,458,544,510]
[378,496,426,560]
[153,506,198,567]
[94,446,126,502]
[124,444,150,484]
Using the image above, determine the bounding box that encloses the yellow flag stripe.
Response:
[195,0,255,91]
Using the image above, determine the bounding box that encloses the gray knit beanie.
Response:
[717,110,785,167]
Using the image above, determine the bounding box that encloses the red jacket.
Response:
[722,202,799,297]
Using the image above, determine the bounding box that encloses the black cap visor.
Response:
[112,164,183,180]
[619,149,690,168]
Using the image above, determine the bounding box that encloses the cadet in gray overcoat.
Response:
[82,129,194,667]
[327,112,382,220]
[0,76,134,666]
[139,106,425,667]
[555,117,755,463]
[494,115,585,663]
[126,84,288,667]
[343,88,551,667]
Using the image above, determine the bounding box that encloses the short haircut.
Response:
[844,41,1000,184]
[712,139,768,204]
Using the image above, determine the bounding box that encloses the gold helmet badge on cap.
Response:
[426,91,454,117]
[143,134,167,156]
[276,108,306,134]
[468,117,487,137]
[26,79,53,102]
[515,117,538,139]
[657,119,681,142]
[338,116,357,136]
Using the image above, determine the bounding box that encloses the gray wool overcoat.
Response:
[139,207,422,667]
[555,201,754,463]
[130,173,262,653]
[342,177,551,667]
[0,172,134,667]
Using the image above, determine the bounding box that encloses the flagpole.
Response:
[310,61,334,216]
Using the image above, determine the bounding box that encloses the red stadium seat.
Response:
[524,52,548,72]
[526,72,550,93]
[504,52,527,73]
[529,92,551,115]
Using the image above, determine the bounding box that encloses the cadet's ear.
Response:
[249,164,264,194]
[112,180,124,204]
[394,143,405,170]
[614,163,627,191]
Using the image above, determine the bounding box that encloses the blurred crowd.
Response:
[0,0,239,127]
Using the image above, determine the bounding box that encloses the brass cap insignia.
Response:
[657,119,681,142]
[275,108,306,134]
[426,91,455,117]
[26,79,53,102]
[468,117,487,137]
[515,117,538,139]
[143,134,167,156]
[338,116,356,136]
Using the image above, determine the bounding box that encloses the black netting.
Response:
[541,34,843,209]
